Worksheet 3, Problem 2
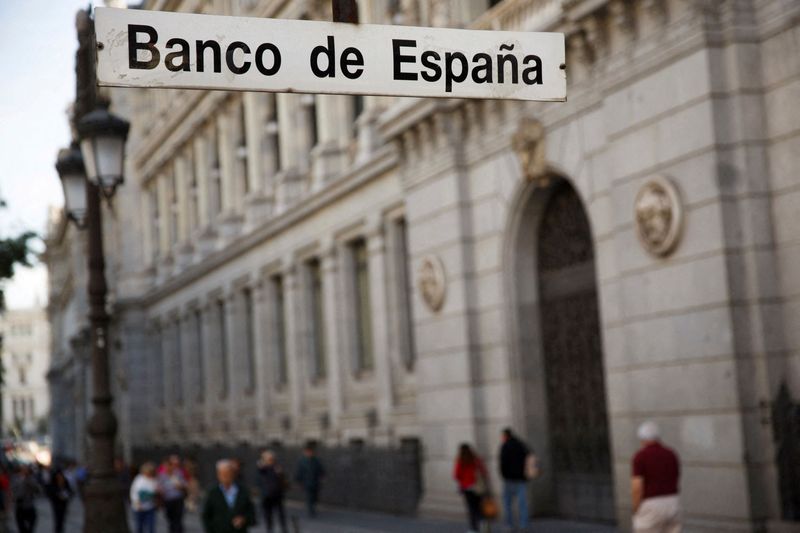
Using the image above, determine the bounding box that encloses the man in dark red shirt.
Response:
[631,421,681,533]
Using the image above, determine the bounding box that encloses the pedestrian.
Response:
[159,454,188,533]
[130,462,159,533]
[183,458,201,513]
[453,443,489,533]
[201,459,256,533]
[0,465,11,533]
[11,465,40,533]
[116,457,133,505]
[45,469,73,533]
[499,428,532,530]
[632,421,681,533]
[257,450,288,533]
[294,442,325,518]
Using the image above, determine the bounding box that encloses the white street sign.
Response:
[94,7,566,102]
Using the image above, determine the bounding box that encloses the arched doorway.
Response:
[511,178,615,523]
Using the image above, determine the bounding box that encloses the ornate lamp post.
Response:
[56,101,130,533]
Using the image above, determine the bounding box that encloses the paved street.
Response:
[31,497,618,533]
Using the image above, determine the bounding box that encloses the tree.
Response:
[0,199,35,310]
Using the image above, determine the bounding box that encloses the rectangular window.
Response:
[237,99,249,195]
[194,309,205,403]
[169,172,179,245]
[188,145,199,229]
[272,275,288,386]
[243,288,256,393]
[302,95,319,149]
[352,95,364,137]
[307,259,326,381]
[271,96,282,172]
[395,218,416,370]
[351,239,374,373]
[210,124,222,217]
[217,299,229,399]
[150,187,160,260]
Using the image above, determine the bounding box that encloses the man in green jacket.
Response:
[202,460,256,533]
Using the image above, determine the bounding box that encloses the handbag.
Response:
[525,453,540,480]
[481,494,499,520]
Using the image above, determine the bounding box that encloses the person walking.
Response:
[159,455,188,533]
[499,428,531,530]
[183,459,201,513]
[453,444,489,533]
[0,465,11,533]
[45,469,73,533]
[632,421,681,533]
[202,459,256,533]
[294,443,325,518]
[130,462,159,533]
[11,465,40,533]
[257,451,288,533]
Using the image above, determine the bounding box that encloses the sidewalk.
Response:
[33,497,618,533]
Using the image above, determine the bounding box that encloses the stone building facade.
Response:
[46,0,800,530]
[0,306,51,439]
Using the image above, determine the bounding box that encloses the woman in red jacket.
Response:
[453,443,488,533]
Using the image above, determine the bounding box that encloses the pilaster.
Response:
[366,219,395,435]
[282,263,303,433]
[251,279,271,433]
[321,241,345,432]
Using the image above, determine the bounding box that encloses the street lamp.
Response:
[55,143,88,228]
[77,101,130,199]
[56,100,131,533]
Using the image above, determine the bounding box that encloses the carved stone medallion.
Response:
[634,176,683,257]
[417,255,446,312]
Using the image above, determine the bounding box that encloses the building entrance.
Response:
[536,180,614,522]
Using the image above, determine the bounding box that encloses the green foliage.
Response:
[0,225,35,311]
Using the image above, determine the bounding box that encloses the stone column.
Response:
[311,96,351,188]
[193,132,217,257]
[262,94,280,189]
[252,279,271,431]
[243,93,273,228]
[141,191,156,268]
[194,134,210,228]
[275,94,306,213]
[156,175,171,262]
[160,318,173,435]
[366,220,395,433]
[179,311,194,434]
[223,290,240,430]
[276,94,300,171]
[217,109,243,240]
[321,241,345,430]
[174,154,193,268]
[200,300,216,433]
[282,263,304,433]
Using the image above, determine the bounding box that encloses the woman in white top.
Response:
[130,462,159,533]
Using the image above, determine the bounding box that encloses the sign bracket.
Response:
[332,0,359,24]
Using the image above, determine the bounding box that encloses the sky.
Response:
[0,0,93,310]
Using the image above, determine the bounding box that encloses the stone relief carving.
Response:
[634,176,683,257]
[417,255,446,312]
[512,117,549,187]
